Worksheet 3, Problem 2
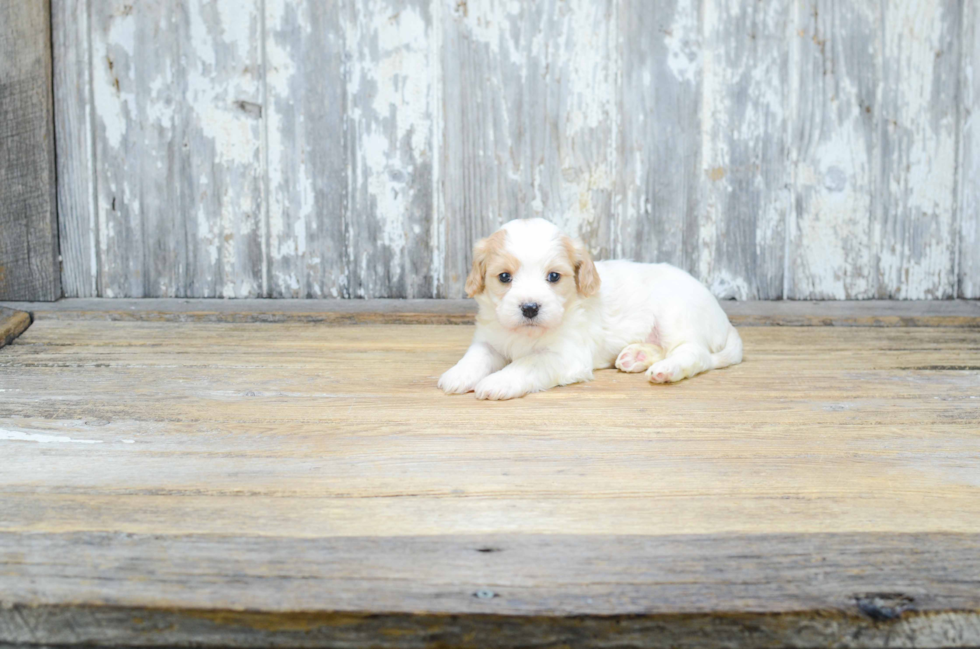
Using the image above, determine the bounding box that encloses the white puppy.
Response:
[438,218,743,400]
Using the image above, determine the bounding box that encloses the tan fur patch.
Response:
[465,230,513,297]
[561,236,601,297]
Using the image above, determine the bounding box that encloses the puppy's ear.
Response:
[564,237,601,297]
[465,230,506,297]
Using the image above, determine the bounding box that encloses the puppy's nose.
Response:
[520,302,540,319]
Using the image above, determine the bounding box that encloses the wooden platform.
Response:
[1,306,980,647]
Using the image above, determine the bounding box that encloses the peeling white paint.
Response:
[879,0,958,299]
[346,1,434,296]
[64,0,977,301]
[666,0,701,83]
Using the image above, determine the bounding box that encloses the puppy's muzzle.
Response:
[520,302,540,319]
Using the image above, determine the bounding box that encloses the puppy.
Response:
[438,218,743,400]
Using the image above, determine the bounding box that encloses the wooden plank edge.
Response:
[0,299,979,327]
[0,604,978,648]
[0,307,31,348]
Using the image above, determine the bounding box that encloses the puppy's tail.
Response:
[710,326,743,369]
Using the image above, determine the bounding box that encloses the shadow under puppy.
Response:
[439,218,743,400]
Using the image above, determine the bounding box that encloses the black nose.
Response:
[521,303,539,319]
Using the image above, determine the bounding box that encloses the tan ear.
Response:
[464,230,506,297]
[564,237,601,297]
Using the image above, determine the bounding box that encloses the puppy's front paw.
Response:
[438,364,487,394]
[474,373,527,401]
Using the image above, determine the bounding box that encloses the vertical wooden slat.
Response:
[440,0,618,298]
[697,0,791,300]
[265,0,349,298]
[178,0,265,298]
[439,0,524,297]
[52,0,99,298]
[345,0,436,299]
[520,0,618,261]
[876,0,960,299]
[90,0,263,298]
[616,0,702,270]
[0,0,61,301]
[90,1,167,297]
[786,0,879,299]
[960,0,980,299]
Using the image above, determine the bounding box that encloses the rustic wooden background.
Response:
[50,0,979,300]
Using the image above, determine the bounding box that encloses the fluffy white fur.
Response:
[438,218,743,400]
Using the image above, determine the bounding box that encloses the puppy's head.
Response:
[465,218,600,333]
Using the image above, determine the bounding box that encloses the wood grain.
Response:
[265,0,348,298]
[877,0,960,299]
[0,535,978,648]
[786,0,878,300]
[89,0,265,298]
[2,298,980,327]
[960,0,979,299]
[52,0,99,298]
[1,321,979,646]
[697,0,790,300]
[616,0,701,271]
[52,0,980,300]
[0,307,31,349]
[2,323,979,539]
[345,0,436,299]
[0,0,61,302]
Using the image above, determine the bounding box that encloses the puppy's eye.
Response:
[498,272,512,284]
[547,272,561,283]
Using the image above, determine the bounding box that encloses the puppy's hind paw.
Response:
[646,359,681,384]
[615,343,661,373]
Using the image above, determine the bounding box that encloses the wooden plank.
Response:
[786,0,878,299]
[89,0,169,297]
[2,323,979,539]
[345,0,437,298]
[90,0,265,298]
[615,0,701,270]
[2,298,980,327]
[52,0,99,298]
[440,0,618,298]
[0,307,31,349]
[960,0,980,299]
[0,0,61,302]
[0,534,978,648]
[697,0,790,299]
[1,322,980,645]
[876,0,960,299]
[264,0,348,298]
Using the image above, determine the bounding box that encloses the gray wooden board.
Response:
[961,0,980,300]
[52,0,99,298]
[876,0,961,299]
[1,298,979,327]
[0,0,61,301]
[0,532,979,648]
[786,0,878,300]
[0,307,32,348]
[265,0,348,298]
[88,0,265,298]
[697,0,791,300]
[345,0,437,299]
[615,0,701,275]
[50,0,980,300]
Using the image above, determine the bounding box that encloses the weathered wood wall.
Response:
[0,0,61,301]
[51,0,980,299]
